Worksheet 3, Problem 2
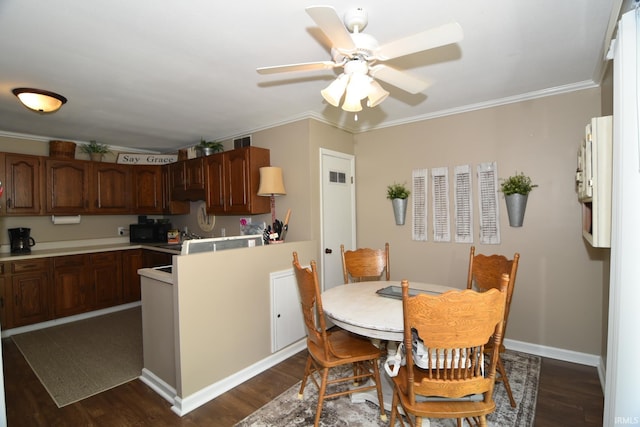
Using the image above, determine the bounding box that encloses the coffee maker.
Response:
[8,227,36,254]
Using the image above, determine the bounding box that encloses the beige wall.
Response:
[173,240,317,397]
[353,88,606,355]
[0,89,610,357]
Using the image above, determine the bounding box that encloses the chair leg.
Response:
[477,415,488,427]
[298,355,313,399]
[313,368,330,427]
[497,355,516,408]
[371,358,387,421]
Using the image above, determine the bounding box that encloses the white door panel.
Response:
[320,149,356,292]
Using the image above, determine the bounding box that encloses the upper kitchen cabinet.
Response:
[205,146,270,215]
[161,165,189,215]
[169,157,206,201]
[91,162,132,213]
[45,159,90,214]
[4,153,42,215]
[132,165,163,214]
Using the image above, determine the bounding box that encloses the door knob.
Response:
[325,248,332,254]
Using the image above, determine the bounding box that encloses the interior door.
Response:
[320,149,356,292]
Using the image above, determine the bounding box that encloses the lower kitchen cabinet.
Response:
[53,254,91,318]
[91,251,123,309]
[6,258,52,328]
[122,249,143,303]
[1,248,172,330]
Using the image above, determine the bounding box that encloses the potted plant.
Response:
[197,138,224,157]
[81,140,111,161]
[500,172,538,227]
[386,182,411,225]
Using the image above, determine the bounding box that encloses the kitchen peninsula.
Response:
[138,239,316,416]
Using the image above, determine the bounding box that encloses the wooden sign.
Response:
[116,153,178,165]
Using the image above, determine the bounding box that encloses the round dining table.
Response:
[321,280,457,342]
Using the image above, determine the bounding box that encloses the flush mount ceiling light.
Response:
[12,88,67,113]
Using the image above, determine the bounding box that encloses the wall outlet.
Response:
[118,226,127,236]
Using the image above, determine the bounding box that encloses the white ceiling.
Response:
[0,1,622,153]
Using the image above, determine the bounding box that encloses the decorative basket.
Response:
[49,140,77,159]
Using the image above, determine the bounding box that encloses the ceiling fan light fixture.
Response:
[12,87,67,113]
[321,74,349,107]
[366,80,389,107]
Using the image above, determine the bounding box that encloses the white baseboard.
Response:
[139,368,176,404]
[1,301,141,338]
[171,339,307,416]
[504,337,601,367]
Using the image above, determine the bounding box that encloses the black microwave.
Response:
[129,223,172,243]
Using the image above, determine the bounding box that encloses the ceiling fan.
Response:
[257,5,463,112]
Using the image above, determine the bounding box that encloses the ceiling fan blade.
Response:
[306,6,356,53]
[369,64,432,94]
[256,61,338,74]
[376,22,464,61]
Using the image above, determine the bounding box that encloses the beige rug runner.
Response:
[12,307,142,407]
[236,350,540,427]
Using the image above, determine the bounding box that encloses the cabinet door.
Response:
[4,153,41,215]
[169,161,186,200]
[132,166,162,214]
[185,158,205,192]
[205,153,225,212]
[90,252,123,309]
[0,263,8,328]
[45,159,90,213]
[9,258,51,327]
[91,163,132,213]
[53,255,91,318]
[122,249,143,303]
[161,165,189,214]
[225,147,271,215]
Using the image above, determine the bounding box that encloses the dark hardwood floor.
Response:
[3,337,603,426]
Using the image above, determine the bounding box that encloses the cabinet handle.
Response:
[0,296,3,308]
[7,198,11,208]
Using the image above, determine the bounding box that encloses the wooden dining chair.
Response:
[291,252,386,427]
[340,242,390,283]
[389,276,509,427]
[466,246,520,408]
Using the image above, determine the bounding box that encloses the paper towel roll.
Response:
[51,215,82,225]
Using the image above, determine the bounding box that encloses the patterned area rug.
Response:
[235,350,540,427]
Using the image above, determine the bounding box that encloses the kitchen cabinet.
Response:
[0,262,6,327]
[91,163,132,213]
[132,166,163,214]
[90,251,123,309]
[161,164,190,214]
[53,254,91,317]
[45,159,91,213]
[6,258,52,328]
[122,249,143,303]
[205,146,270,215]
[4,153,42,215]
[169,157,206,201]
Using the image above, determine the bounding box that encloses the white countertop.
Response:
[0,241,180,262]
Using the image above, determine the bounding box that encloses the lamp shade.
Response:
[257,167,286,196]
[366,80,389,108]
[321,74,349,107]
[12,88,67,113]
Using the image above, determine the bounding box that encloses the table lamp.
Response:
[257,166,286,227]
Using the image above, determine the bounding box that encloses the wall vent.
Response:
[234,135,252,148]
